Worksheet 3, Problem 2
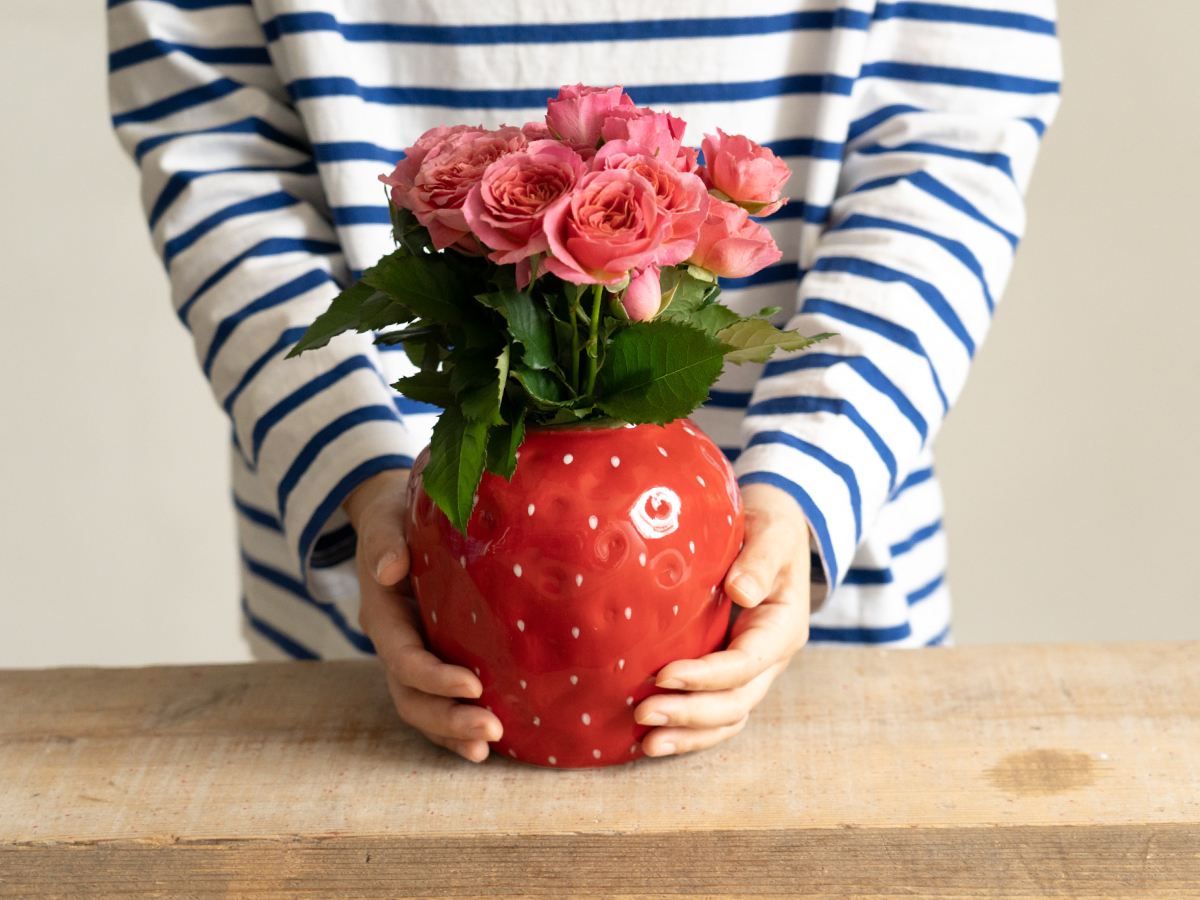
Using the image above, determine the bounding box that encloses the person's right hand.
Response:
[343,469,503,762]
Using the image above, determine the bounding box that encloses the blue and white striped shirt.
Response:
[108,0,1061,657]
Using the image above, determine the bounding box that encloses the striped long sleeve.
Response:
[734,3,1061,616]
[107,0,423,613]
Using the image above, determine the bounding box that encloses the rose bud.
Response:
[545,84,636,146]
[620,266,662,321]
[701,129,790,216]
[686,199,782,279]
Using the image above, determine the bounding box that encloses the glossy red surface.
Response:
[406,419,744,769]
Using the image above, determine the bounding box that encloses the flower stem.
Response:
[569,300,580,395]
[584,283,603,398]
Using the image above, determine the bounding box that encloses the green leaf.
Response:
[477,290,556,370]
[756,306,783,319]
[595,320,730,425]
[460,345,510,425]
[361,253,464,326]
[716,318,836,364]
[286,281,376,357]
[390,370,453,408]
[485,407,526,480]
[421,406,489,534]
[511,363,570,407]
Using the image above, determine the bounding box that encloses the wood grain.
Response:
[2,642,1198,897]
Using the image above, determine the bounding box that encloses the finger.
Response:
[725,483,810,608]
[641,717,749,758]
[419,729,491,764]
[358,504,411,586]
[636,662,783,730]
[390,680,503,743]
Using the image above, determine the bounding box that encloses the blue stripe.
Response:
[843,567,893,585]
[1021,116,1047,137]
[891,466,934,499]
[809,621,912,643]
[705,389,752,409]
[164,191,301,265]
[720,262,800,291]
[763,201,831,225]
[149,161,316,231]
[393,396,442,416]
[232,494,282,532]
[251,355,378,463]
[314,141,405,165]
[813,256,976,357]
[925,623,952,646]
[745,394,897,489]
[850,171,1019,249]
[263,10,871,45]
[298,455,415,578]
[287,73,855,109]
[833,213,996,312]
[859,61,1059,96]
[874,2,1056,36]
[858,140,1014,181]
[800,298,949,413]
[907,573,945,605]
[178,237,341,326]
[762,137,844,161]
[721,446,742,462]
[223,326,307,417]
[762,353,928,441]
[135,116,310,165]
[109,39,270,73]
[890,518,943,557]
[847,104,925,142]
[109,0,250,8]
[746,430,863,541]
[331,205,392,226]
[242,554,375,653]
[738,471,838,587]
[112,78,242,127]
[241,596,319,660]
[203,269,333,377]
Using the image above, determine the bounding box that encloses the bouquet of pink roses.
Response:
[292,84,831,532]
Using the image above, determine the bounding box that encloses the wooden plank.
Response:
[1,642,1198,898]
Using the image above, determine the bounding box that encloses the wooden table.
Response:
[2,642,1197,898]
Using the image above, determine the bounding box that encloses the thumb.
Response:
[360,504,411,586]
[724,483,808,608]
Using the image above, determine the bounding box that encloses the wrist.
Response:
[342,468,411,531]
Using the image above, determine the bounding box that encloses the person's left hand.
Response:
[634,481,813,757]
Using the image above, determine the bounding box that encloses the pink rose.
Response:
[686,199,782,279]
[381,126,528,250]
[620,265,662,321]
[542,169,670,285]
[545,84,636,146]
[593,141,710,266]
[700,129,790,216]
[463,142,588,274]
[600,107,686,162]
[673,144,700,174]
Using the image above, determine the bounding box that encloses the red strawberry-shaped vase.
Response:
[405,419,744,769]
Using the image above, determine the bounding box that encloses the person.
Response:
[108,1,1061,762]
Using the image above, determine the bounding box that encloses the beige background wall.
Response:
[1,0,1196,667]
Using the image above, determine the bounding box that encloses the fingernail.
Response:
[639,711,668,726]
[654,742,676,757]
[374,550,398,581]
[657,678,685,690]
[730,573,763,604]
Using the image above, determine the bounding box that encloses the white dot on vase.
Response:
[582,713,591,725]
[424,553,429,565]
[548,756,556,765]
[618,659,625,670]
[630,744,638,754]
[519,679,527,689]
[689,541,695,553]
[683,426,695,435]
[472,493,479,508]
[696,476,706,487]
[471,611,477,623]
[638,553,646,566]
[673,605,679,615]
[572,627,580,639]
[658,446,668,457]
[527,503,535,516]
[575,573,583,587]
[626,696,634,706]
[513,564,523,577]
[517,619,525,632]
[570,675,578,685]
[460,555,466,568]
[509,749,517,758]
[727,515,733,526]
[593,749,601,759]
[475,667,481,676]
[486,705,492,712]
[563,453,573,464]
[431,610,437,623]
[588,515,598,530]
[611,456,620,467]
[624,607,632,619]
[533,717,540,726]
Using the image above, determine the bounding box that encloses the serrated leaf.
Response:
[717,318,835,364]
[361,253,463,325]
[421,406,489,534]
[391,370,453,408]
[485,407,526,480]
[461,345,510,425]
[595,320,730,425]
[477,290,556,370]
[659,271,736,335]
[286,281,376,357]
[512,363,570,407]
